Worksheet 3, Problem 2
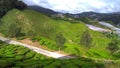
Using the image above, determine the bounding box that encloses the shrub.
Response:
[55,33,66,50]
[33,36,58,50]
[24,51,35,59]
[113,50,120,59]
[39,40,45,45]
[17,47,30,55]
[107,39,119,53]
[0,59,13,68]
[0,40,4,44]
[61,63,79,68]
[7,24,22,37]
[80,30,92,48]
[3,52,15,58]
[33,53,42,60]
[15,55,23,60]
[44,61,62,68]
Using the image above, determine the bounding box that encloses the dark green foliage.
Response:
[113,50,120,59]
[26,30,36,37]
[44,61,62,68]
[104,33,118,39]
[0,0,27,17]
[79,17,90,24]
[0,59,13,68]
[80,30,92,48]
[55,33,66,50]
[104,33,120,56]
[0,40,4,44]
[107,39,119,53]
[24,51,35,59]
[16,47,30,55]
[13,1,27,10]
[0,0,14,17]
[33,53,43,60]
[7,24,22,37]
[0,18,2,25]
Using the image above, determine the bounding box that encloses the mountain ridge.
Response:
[28,5,59,15]
[27,5,120,25]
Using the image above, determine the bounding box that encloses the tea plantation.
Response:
[0,40,106,68]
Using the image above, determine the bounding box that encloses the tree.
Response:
[107,39,119,53]
[80,30,92,48]
[0,0,27,17]
[27,30,36,37]
[113,50,120,58]
[8,24,21,37]
[55,33,66,51]
[13,0,27,10]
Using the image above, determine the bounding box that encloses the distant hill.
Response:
[28,5,58,15]
[27,6,120,25]
[67,12,120,25]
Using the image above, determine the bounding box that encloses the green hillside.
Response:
[0,41,108,68]
[0,9,117,59]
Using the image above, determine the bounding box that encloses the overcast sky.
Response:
[22,0,120,14]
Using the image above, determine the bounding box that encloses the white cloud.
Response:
[23,0,120,14]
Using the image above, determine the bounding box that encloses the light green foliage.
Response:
[32,36,58,50]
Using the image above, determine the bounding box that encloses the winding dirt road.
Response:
[0,36,74,59]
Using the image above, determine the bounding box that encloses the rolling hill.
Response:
[0,0,120,67]
[0,9,114,59]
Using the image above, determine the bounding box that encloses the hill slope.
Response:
[68,12,120,25]
[0,9,113,59]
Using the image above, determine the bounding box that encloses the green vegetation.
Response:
[77,17,98,25]
[104,33,120,59]
[80,30,92,48]
[0,41,108,68]
[0,9,119,60]
[0,0,26,17]
[0,6,120,67]
[78,17,108,29]
[7,23,22,37]
[107,39,119,53]
[55,33,66,50]
[32,36,58,50]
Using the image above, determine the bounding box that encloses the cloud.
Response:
[23,0,120,14]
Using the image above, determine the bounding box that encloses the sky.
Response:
[22,0,120,14]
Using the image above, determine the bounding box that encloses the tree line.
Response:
[0,0,27,17]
